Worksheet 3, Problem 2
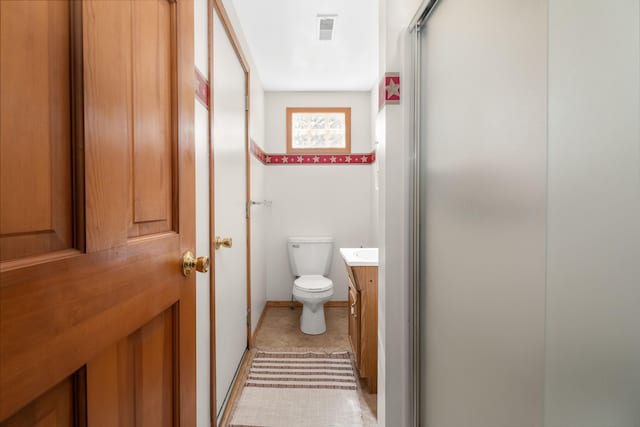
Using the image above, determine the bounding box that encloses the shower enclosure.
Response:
[411,0,640,426]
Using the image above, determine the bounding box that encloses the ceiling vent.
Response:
[317,14,337,41]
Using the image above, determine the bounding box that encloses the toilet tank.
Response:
[287,237,334,276]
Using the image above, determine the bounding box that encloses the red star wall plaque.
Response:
[385,72,400,105]
[195,68,209,107]
[378,72,400,110]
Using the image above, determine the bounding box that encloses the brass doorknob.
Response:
[214,236,232,250]
[181,251,210,277]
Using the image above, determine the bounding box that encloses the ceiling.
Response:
[228,0,378,92]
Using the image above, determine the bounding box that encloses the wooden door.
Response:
[0,1,196,426]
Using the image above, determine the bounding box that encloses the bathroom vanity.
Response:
[339,248,378,393]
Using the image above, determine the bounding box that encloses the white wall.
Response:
[545,1,640,425]
[376,0,421,425]
[263,91,374,302]
[263,92,373,153]
[249,132,267,335]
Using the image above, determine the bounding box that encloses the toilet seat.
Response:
[294,275,333,293]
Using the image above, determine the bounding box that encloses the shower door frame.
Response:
[407,2,441,426]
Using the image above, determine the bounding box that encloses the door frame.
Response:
[207,0,252,423]
[408,2,440,426]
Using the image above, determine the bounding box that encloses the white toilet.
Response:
[287,237,335,335]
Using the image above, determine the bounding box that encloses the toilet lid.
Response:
[294,275,333,292]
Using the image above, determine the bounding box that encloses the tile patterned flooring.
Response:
[229,306,377,426]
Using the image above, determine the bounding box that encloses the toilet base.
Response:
[293,287,333,335]
[300,304,327,335]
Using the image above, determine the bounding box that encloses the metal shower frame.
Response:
[408,1,441,425]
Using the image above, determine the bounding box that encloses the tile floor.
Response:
[228,306,377,426]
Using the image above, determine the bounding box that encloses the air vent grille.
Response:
[317,15,337,41]
[319,18,334,31]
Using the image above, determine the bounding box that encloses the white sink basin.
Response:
[339,247,379,267]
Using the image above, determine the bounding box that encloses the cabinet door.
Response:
[348,285,361,369]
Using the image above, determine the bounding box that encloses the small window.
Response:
[286,107,351,154]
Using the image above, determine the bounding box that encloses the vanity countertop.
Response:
[339,247,378,267]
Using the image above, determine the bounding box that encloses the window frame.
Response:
[286,107,352,154]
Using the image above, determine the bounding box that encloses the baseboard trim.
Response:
[325,300,349,307]
[266,300,301,308]
[250,304,268,348]
[266,300,348,308]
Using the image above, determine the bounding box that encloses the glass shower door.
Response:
[544,1,640,425]
[416,1,640,426]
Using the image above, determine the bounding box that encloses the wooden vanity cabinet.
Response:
[345,264,378,393]
[348,284,361,369]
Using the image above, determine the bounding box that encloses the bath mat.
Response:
[228,351,364,427]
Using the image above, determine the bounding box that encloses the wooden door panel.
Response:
[88,342,135,427]
[0,377,73,427]
[83,0,132,253]
[0,0,72,262]
[88,306,175,427]
[130,0,174,237]
[0,0,195,424]
[134,306,174,427]
[84,0,177,248]
[0,236,182,419]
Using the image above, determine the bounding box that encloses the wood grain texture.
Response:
[0,0,195,423]
[0,235,182,420]
[70,0,86,254]
[0,377,73,427]
[135,307,174,427]
[1,1,53,233]
[0,0,73,262]
[130,0,173,233]
[350,266,378,393]
[175,0,196,425]
[47,1,73,258]
[87,341,135,427]
[87,308,175,427]
[83,0,131,253]
[348,285,361,369]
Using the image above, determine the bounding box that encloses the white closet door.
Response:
[212,6,249,421]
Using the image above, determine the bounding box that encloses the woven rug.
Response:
[228,351,364,427]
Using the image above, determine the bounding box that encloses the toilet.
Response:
[287,237,335,335]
